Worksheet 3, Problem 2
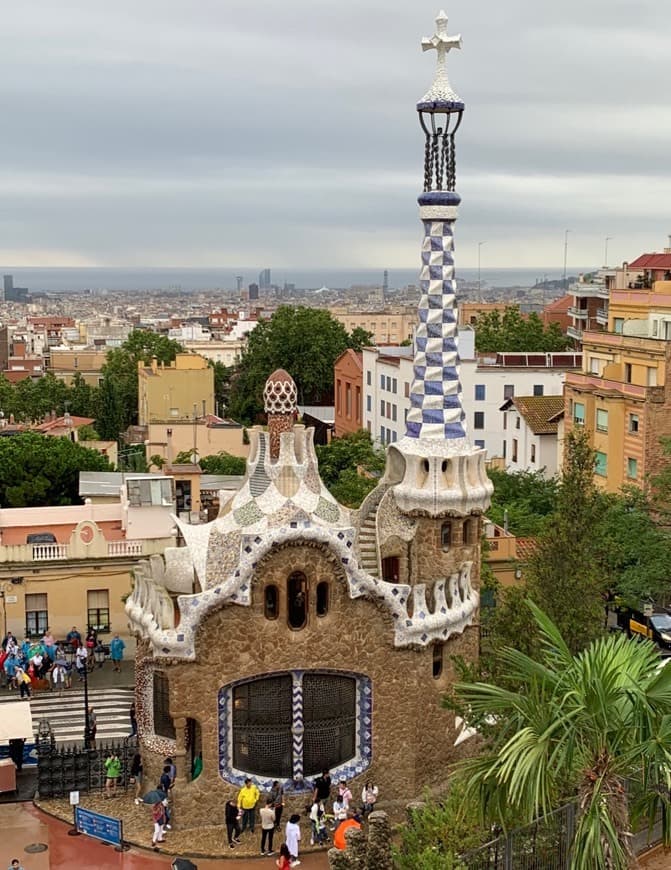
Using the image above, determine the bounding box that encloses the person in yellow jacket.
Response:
[237,777,260,834]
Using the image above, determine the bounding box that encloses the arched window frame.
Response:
[287,571,308,630]
[316,581,329,617]
[264,584,279,620]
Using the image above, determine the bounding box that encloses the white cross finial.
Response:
[420,10,463,105]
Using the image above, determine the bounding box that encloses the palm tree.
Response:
[456,601,671,869]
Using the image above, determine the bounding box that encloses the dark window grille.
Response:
[433,643,444,678]
[26,610,48,637]
[287,572,307,630]
[153,671,176,739]
[264,585,279,620]
[87,608,110,633]
[316,582,329,617]
[441,522,451,551]
[233,675,293,778]
[302,674,356,777]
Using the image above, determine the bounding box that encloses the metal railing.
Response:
[37,737,138,798]
[32,543,69,561]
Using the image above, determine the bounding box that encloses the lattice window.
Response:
[302,674,356,777]
[233,675,293,778]
[153,671,176,740]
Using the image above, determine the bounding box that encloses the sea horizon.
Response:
[1,265,597,294]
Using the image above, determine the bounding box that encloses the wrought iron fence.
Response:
[37,738,137,798]
[460,803,576,870]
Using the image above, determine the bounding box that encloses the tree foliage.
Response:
[524,428,606,654]
[315,430,385,508]
[227,306,364,424]
[473,306,571,353]
[98,330,184,434]
[199,451,247,476]
[456,602,671,869]
[486,468,558,536]
[0,433,113,507]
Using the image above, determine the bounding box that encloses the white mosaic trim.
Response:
[419,205,459,219]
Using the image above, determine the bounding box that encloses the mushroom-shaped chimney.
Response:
[263,369,298,460]
[418,10,464,193]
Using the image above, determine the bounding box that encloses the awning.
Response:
[0,701,33,742]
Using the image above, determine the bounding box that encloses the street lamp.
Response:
[478,241,486,295]
[563,230,571,289]
[604,236,613,267]
[83,649,91,750]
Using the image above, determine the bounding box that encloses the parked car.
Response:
[622,608,671,652]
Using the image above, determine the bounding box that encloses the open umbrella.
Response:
[139,788,168,805]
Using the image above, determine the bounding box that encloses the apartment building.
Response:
[334,349,363,437]
[564,247,671,491]
[49,347,108,386]
[138,353,214,425]
[501,395,564,478]
[329,307,416,345]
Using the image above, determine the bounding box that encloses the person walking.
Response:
[313,768,331,803]
[276,843,292,870]
[285,813,301,867]
[129,752,143,799]
[75,642,87,681]
[110,634,125,672]
[151,799,167,849]
[237,777,260,834]
[104,751,121,797]
[15,666,31,698]
[269,780,285,831]
[225,798,242,849]
[259,796,276,855]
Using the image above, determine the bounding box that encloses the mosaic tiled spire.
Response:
[406,10,466,441]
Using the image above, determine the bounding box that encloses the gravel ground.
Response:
[37,791,328,859]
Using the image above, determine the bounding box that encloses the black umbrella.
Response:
[140,788,168,804]
[172,860,198,870]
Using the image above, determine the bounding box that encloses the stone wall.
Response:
[138,539,479,830]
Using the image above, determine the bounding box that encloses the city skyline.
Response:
[2,1,670,270]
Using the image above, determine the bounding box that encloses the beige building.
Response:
[329,307,416,344]
[144,419,250,465]
[49,348,108,387]
[138,353,214,425]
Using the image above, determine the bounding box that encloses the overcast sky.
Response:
[2,0,670,270]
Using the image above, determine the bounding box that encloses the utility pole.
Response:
[604,236,613,267]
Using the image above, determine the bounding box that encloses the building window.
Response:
[264,585,279,620]
[503,384,514,400]
[463,518,478,545]
[25,593,48,637]
[404,382,410,398]
[367,371,371,386]
[386,402,391,418]
[381,556,400,583]
[590,357,601,374]
[153,671,176,739]
[127,478,173,507]
[530,443,536,463]
[512,439,518,463]
[624,363,632,383]
[87,589,110,633]
[386,376,391,391]
[432,643,444,679]
[596,408,608,432]
[287,572,307,630]
[475,384,486,401]
[502,439,507,458]
[614,318,624,334]
[316,582,329,617]
[380,374,385,389]
[627,457,638,479]
[336,380,341,414]
[366,395,371,412]
[392,378,397,393]
[573,402,585,426]
[392,430,397,442]
[533,384,544,397]
[226,672,364,782]
[474,411,485,430]
[629,413,639,433]
[380,399,385,417]
[475,439,485,449]
[380,426,385,443]
[392,405,397,422]
[648,367,657,387]
[595,451,608,476]
[355,386,361,423]
[441,522,451,551]
[515,416,521,429]
[345,383,351,417]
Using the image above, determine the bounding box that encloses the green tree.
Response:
[456,602,671,870]
[199,451,247,476]
[473,306,571,353]
[348,326,375,352]
[98,330,184,433]
[76,424,100,441]
[0,433,113,507]
[315,430,385,509]
[68,372,97,418]
[525,427,606,653]
[209,360,235,416]
[227,306,353,424]
[486,468,558,536]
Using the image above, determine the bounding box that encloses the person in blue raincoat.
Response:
[110,634,125,672]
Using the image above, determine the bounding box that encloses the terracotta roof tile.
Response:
[628,253,671,269]
[510,395,565,435]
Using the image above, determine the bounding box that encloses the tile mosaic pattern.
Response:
[217,670,372,792]
[406,211,466,441]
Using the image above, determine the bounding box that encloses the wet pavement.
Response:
[3,802,331,869]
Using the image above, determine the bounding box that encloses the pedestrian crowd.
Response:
[0,626,126,696]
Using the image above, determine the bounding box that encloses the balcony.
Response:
[0,536,173,565]
[596,308,609,326]
[567,325,583,341]
[568,307,589,320]
[570,283,609,300]
[565,371,647,400]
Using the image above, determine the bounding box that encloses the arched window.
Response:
[441,522,451,552]
[432,643,444,679]
[153,671,176,739]
[316,581,329,617]
[381,556,399,583]
[287,572,308,630]
[264,584,279,620]
[463,518,478,546]
[224,671,367,782]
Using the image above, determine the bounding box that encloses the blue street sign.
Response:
[74,806,123,847]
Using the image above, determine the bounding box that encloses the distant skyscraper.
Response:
[236,276,244,294]
[258,268,271,289]
[3,274,13,301]
[248,282,259,301]
[383,269,389,298]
